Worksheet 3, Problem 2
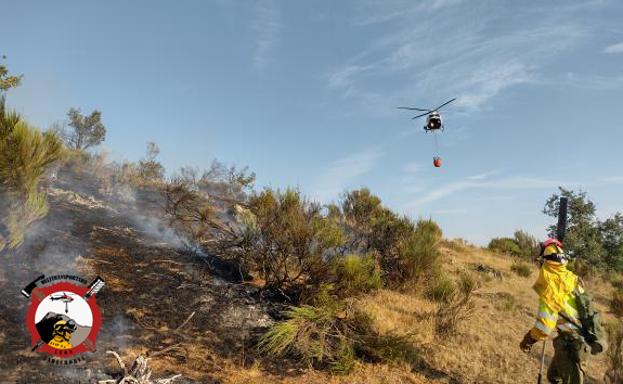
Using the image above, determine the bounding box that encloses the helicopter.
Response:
[50,292,74,313]
[397,98,456,167]
[397,98,456,132]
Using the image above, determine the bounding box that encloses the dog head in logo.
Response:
[23,276,104,361]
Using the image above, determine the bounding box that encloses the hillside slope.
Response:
[0,177,616,383]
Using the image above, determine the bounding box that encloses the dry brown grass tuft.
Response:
[434,273,476,337]
[604,320,623,384]
[612,289,623,318]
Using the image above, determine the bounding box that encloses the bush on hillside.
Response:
[401,219,443,285]
[513,230,540,258]
[427,274,456,303]
[488,231,539,260]
[244,189,343,297]
[164,183,442,303]
[510,260,533,277]
[164,176,217,244]
[488,237,522,257]
[337,189,443,288]
[257,292,417,374]
[137,142,165,183]
[0,101,64,250]
[340,188,383,251]
[330,254,381,298]
[367,213,442,288]
[435,272,476,337]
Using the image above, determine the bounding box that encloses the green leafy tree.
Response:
[64,108,106,150]
[0,56,22,92]
[544,188,603,269]
[600,213,623,272]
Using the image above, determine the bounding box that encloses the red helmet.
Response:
[542,238,562,249]
[540,238,564,259]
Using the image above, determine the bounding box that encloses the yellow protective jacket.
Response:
[530,261,583,341]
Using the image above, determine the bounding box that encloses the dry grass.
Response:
[101,239,616,384]
[192,242,616,384]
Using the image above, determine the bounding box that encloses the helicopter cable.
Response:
[433,131,440,156]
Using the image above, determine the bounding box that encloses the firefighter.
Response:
[47,319,77,349]
[519,238,606,384]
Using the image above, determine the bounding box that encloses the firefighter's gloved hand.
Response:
[589,341,605,355]
[520,331,538,353]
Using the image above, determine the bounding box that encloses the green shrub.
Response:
[4,191,49,249]
[0,101,64,250]
[391,219,442,288]
[428,274,456,303]
[331,254,381,298]
[511,260,533,278]
[257,297,417,374]
[488,237,522,256]
[0,120,64,194]
[337,189,442,288]
[513,230,540,259]
[435,272,476,337]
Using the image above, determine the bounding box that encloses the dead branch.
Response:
[100,351,182,384]
[106,350,127,376]
[175,311,195,332]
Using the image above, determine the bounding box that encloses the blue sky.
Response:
[2,0,623,244]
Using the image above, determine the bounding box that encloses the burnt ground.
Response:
[0,181,274,384]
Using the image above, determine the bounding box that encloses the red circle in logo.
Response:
[25,282,102,358]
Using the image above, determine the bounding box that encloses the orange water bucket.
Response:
[433,156,442,168]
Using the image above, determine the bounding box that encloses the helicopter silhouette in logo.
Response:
[50,292,74,313]
[397,98,456,168]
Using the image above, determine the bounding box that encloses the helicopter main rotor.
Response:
[397,98,456,120]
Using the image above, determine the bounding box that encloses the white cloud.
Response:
[603,176,623,184]
[466,170,498,181]
[455,62,537,110]
[405,175,570,208]
[329,3,590,111]
[603,42,623,54]
[328,65,373,89]
[313,149,383,202]
[252,0,281,69]
[353,0,465,26]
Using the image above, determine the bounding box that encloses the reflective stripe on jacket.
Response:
[530,285,584,341]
